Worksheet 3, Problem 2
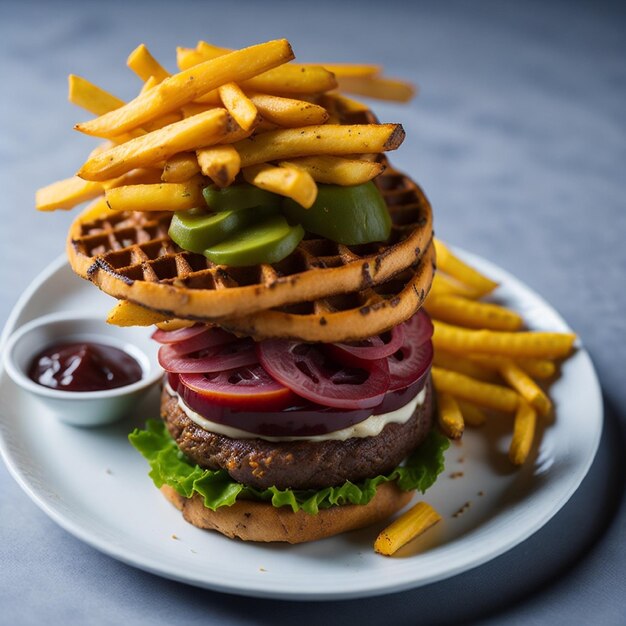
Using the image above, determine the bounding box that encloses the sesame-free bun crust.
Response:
[160,482,412,543]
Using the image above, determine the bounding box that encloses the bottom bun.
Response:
[161,482,413,544]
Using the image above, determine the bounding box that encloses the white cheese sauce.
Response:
[165,382,425,442]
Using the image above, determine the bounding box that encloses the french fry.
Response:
[102,167,164,189]
[431,366,519,412]
[250,94,329,127]
[36,176,103,212]
[218,82,258,131]
[317,64,381,78]
[374,502,442,556]
[106,300,171,327]
[155,319,196,331]
[243,163,317,208]
[78,108,230,181]
[140,75,159,93]
[278,156,384,186]
[75,39,294,138]
[436,391,465,439]
[456,400,488,427]
[127,44,170,83]
[425,294,524,331]
[68,74,124,116]
[184,41,338,95]
[429,273,483,299]
[497,359,552,417]
[105,178,205,212]
[515,358,556,380]
[197,145,241,188]
[434,240,499,297]
[326,93,371,114]
[235,124,405,168]
[336,75,416,102]
[432,320,577,359]
[509,399,537,465]
[467,354,556,380]
[161,152,201,183]
[432,349,501,383]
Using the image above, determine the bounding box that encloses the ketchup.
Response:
[28,342,142,392]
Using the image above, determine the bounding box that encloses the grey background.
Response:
[1,0,625,624]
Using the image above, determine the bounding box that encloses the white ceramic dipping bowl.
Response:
[3,312,161,427]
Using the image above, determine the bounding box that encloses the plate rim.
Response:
[0,251,603,600]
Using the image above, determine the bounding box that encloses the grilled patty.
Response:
[161,377,433,491]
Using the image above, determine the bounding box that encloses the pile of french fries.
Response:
[35,39,414,215]
[427,240,576,464]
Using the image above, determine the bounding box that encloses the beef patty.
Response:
[161,377,433,490]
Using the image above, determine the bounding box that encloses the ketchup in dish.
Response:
[28,342,142,392]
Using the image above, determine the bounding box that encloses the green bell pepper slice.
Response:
[169,205,277,253]
[204,215,304,267]
[282,181,391,246]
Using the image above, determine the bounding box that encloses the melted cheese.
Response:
[165,382,425,442]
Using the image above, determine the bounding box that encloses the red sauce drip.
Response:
[28,342,142,392]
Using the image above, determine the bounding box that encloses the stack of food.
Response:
[37,38,576,550]
[38,39,450,544]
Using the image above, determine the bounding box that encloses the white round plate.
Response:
[0,252,602,600]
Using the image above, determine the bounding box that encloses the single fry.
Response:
[36,176,103,212]
[498,359,552,417]
[436,391,465,439]
[516,358,556,380]
[509,399,537,465]
[429,273,483,299]
[218,82,258,131]
[187,41,338,94]
[432,320,577,359]
[250,94,329,127]
[278,155,384,186]
[105,179,204,212]
[107,300,171,327]
[431,367,519,412]
[467,354,556,380]
[77,196,111,222]
[456,400,488,427]
[336,75,416,102]
[235,124,405,168]
[75,39,294,137]
[374,502,442,556]
[68,74,124,115]
[78,108,230,181]
[434,240,499,296]
[161,152,201,183]
[127,44,170,83]
[432,349,501,383]
[155,319,196,331]
[316,63,381,78]
[197,145,241,188]
[425,294,524,331]
[102,167,164,190]
[243,163,317,208]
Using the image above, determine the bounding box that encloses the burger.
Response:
[56,38,450,543]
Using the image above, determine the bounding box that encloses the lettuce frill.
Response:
[129,419,449,515]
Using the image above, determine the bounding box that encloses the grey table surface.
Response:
[1,1,624,624]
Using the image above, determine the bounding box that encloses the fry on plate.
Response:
[374,502,442,556]
[509,399,537,465]
[105,178,205,212]
[436,391,465,439]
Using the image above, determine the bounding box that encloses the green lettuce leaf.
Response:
[129,420,449,515]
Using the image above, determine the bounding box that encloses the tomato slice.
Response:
[388,310,434,391]
[179,364,297,411]
[158,338,257,374]
[257,340,390,409]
